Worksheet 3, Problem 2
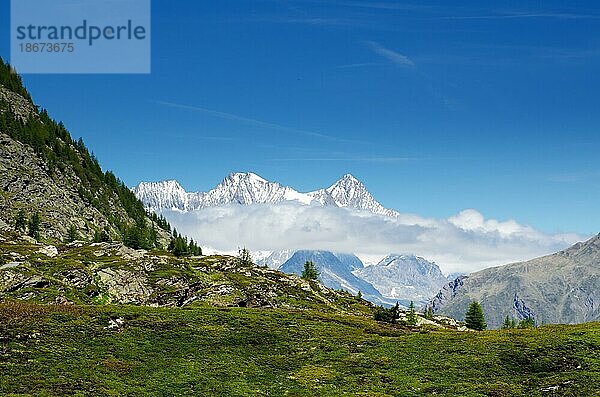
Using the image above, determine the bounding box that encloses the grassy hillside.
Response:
[1,302,599,396]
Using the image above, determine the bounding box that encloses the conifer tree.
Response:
[15,209,27,232]
[301,260,318,280]
[28,212,41,239]
[517,317,535,329]
[501,315,517,329]
[66,225,78,243]
[407,301,418,326]
[465,301,487,331]
[425,306,434,321]
[237,248,252,266]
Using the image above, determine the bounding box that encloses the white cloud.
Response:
[364,41,415,67]
[161,204,584,274]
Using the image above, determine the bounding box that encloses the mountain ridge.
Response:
[133,172,399,217]
[430,233,600,328]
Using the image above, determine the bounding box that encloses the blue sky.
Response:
[1,0,599,235]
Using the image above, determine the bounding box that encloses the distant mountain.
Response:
[133,172,399,217]
[279,250,394,306]
[308,174,398,217]
[430,234,600,328]
[255,249,295,269]
[354,255,447,304]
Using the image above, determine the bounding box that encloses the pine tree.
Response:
[301,260,318,280]
[407,301,418,326]
[501,315,517,329]
[465,301,487,331]
[15,209,27,232]
[517,317,535,329]
[356,291,362,300]
[424,306,434,321]
[172,236,188,257]
[66,225,78,243]
[374,302,400,323]
[27,212,41,239]
[237,248,252,266]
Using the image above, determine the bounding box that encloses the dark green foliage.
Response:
[93,228,110,243]
[374,302,400,323]
[465,301,487,331]
[425,306,434,321]
[407,301,417,326]
[27,212,41,239]
[0,57,170,244]
[518,317,536,329]
[188,239,202,256]
[14,209,27,232]
[0,57,32,102]
[168,233,201,257]
[237,247,252,266]
[123,223,152,250]
[65,225,78,243]
[356,291,362,300]
[502,315,517,329]
[301,260,319,280]
[149,212,171,232]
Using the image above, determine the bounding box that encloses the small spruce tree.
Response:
[356,290,362,300]
[407,301,418,326]
[501,315,517,329]
[465,301,487,331]
[27,212,41,239]
[237,247,252,266]
[301,260,319,280]
[425,306,434,321]
[517,317,535,329]
[15,209,27,232]
[66,225,78,243]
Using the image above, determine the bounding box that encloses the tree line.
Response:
[0,57,171,249]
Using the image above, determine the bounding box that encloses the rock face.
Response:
[430,234,600,328]
[0,129,117,240]
[133,173,399,217]
[0,82,169,242]
[355,255,447,305]
[279,250,394,306]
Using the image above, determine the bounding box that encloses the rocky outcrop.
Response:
[429,234,600,328]
[0,234,373,313]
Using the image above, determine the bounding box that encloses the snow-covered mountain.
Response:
[354,255,448,304]
[255,250,295,269]
[133,172,399,217]
[308,174,399,217]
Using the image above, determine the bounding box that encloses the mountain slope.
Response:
[0,58,169,244]
[279,250,394,306]
[355,254,447,304]
[133,172,398,217]
[430,234,600,328]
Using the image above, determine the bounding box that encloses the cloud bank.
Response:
[161,204,584,274]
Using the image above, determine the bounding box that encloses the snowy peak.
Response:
[133,172,398,217]
[132,180,189,211]
[203,172,295,206]
[314,173,398,217]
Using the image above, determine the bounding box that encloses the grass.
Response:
[1,302,599,396]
